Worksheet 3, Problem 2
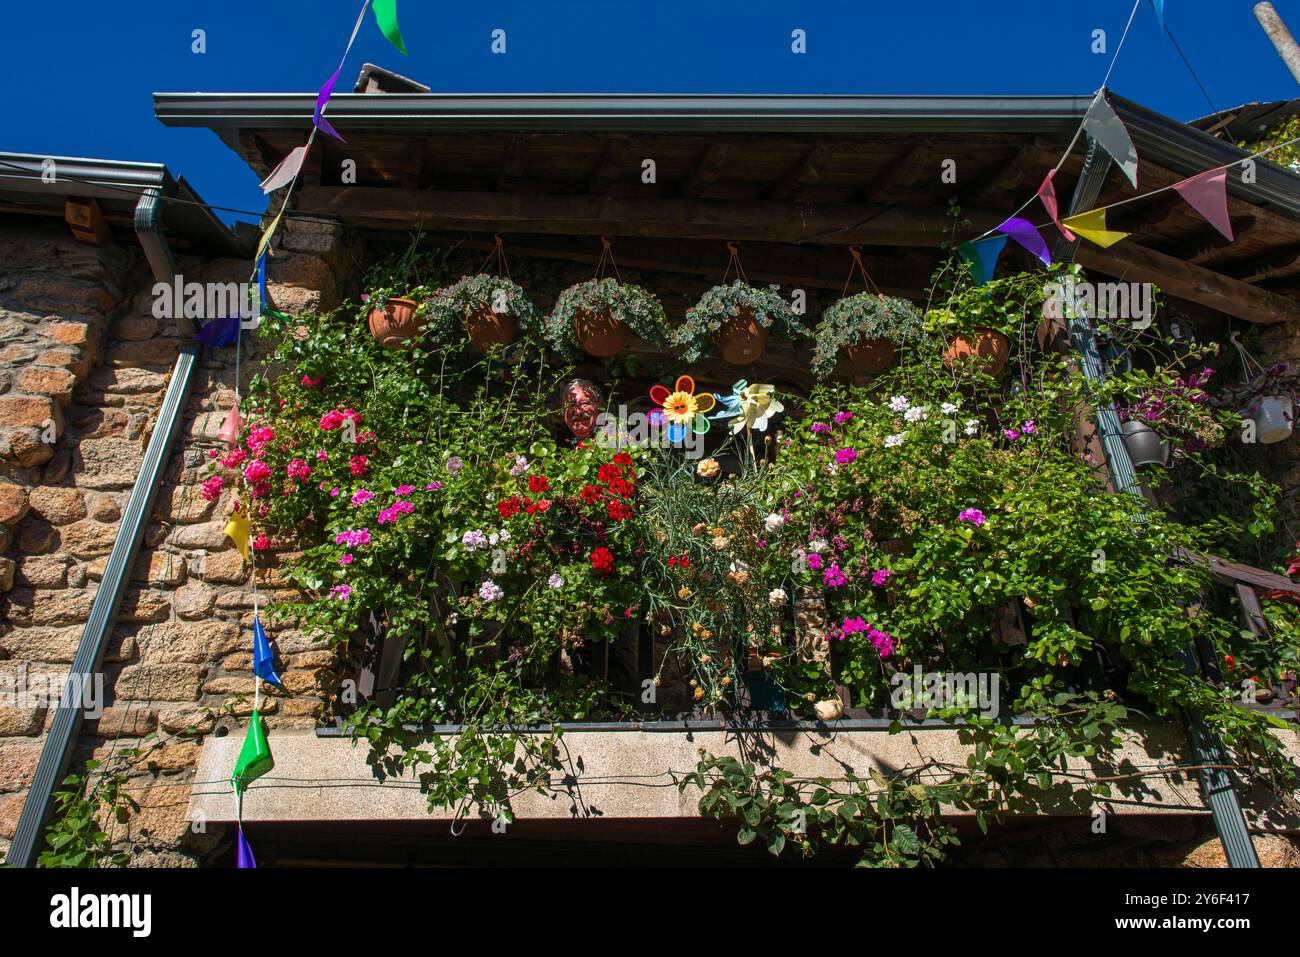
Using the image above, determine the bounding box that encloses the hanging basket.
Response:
[713,310,769,364]
[466,305,519,352]
[1121,419,1170,468]
[944,326,1010,374]
[1248,394,1294,444]
[843,338,896,375]
[367,297,422,349]
[574,307,631,358]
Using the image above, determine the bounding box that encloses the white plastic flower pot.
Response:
[1248,395,1294,445]
[1121,419,1169,468]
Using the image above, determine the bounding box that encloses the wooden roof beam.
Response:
[681,143,729,198]
[771,142,833,201]
[588,136,632,197]
[965,144,1055,206]
[1074,240,1300,324]
[298,185,1005,246]
[856,140,932,203]
[1219,240,1300,282]
[497,136,529,192]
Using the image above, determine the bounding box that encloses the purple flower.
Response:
[1021,420,1036,435]
[1002,428,1021,441]
[834,447,857,465]
[958,508,987,527]
[811,422,831,434]
[329,584,351,601]
[807,553,823,572]
[446,455,463,475]
[823,564,846,587]
[834,411,854,425]
[871,568,893,587]
[479,580,504,602]
[424,481,442,491]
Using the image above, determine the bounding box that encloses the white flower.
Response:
[508,454,529,476]
[964,419,979,436]
[888,395,911,413]
[548,573,564,589]
[808,538,829,554]
[462,529,488,551]
[499,529,510,543]
[768,587,788,605]
[825,461,839,475]
[479,579,504,602]
[763,512,785,533]
[884,433,906,448]
[941,402,958,415]
[489,531,500,546]
[903,405,928,423]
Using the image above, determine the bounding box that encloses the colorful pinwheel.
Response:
[650,375,715,442]
[711,380,784,434]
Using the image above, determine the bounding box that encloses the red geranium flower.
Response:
[528,474,551,493]
[590,546,615,575]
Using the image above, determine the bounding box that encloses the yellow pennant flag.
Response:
[1059,208,1130,249]
[255,209,284,262]
[224,508,250,559]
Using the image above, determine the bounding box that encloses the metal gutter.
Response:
[1058,145,1261,869]
[132,188,193,336]
[7,342,203,867]
[153,92,1097,133]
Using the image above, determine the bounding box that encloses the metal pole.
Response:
[1255,2,1300,86]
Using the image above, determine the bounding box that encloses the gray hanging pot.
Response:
[1121,419,1169,468]
[1247,395,1294,445]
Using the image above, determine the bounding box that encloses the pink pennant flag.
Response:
[1037,170,1075,241]
[1173,168,1234,241]
[218,404,243,448]
[260,146,308,194]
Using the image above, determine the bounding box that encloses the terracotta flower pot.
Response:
[844,338,895,375]
[713,311,769,365]
[574,308,630,357]
[944,326,1010,374]
[466,305,519,352]
[366,297,422,349]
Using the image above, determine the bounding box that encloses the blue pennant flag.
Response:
[956,236,1007,286]
[236,825,257,868]
[257,253,272,315]
[1150,0,1164,29]
[194,316,241,347]
[252,616,284,688]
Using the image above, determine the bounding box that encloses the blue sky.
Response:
[2,0,1299,225]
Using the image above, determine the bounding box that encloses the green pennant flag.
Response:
[373,0,407,55]
[231,709,273,794]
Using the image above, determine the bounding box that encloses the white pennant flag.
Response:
[1082,93,1138,188]
[259,146,308,194]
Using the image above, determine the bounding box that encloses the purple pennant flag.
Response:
[996,217,1052,266]
[194,316,241,347]
[314,68,346,143]
[236,825,257,868]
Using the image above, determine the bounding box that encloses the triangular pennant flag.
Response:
[236,825,257,869]
[1173,168,1234,241]
[996,217,1052,266]
[1060,208,1131,248]
[217,404,243,447]
[314,67,346,143]
[255,210,283,263]
[253,616,284,688]
[373,0,407,55]
[1083,93,1139,188]
[1037,170,1075,240]
[224,508,250,559]
[1150,0,1164,28]
[956,236,1007,286]
[259,146,307,194]
[231,710,273,794]
[194,316,241,347]
[257,252,273,315]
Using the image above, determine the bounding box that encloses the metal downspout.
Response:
[5,191,203,867]
[1058,143,1260,868]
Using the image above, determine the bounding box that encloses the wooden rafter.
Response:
[298,185,1005,246]
[588,136,632,197]
[681,143,729,197]
[856,140,932,203]
[1075,240,1300,324]
[497,136,529,192]
[1220,240,1300,282]
[965,144,1054,206]
[771,142,833,201]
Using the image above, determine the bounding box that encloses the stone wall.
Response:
[0,215,351,866]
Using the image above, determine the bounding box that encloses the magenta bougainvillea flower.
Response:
[958,508,987,526]
[871,568,892,586]
[823,564,847,587]
[834,447,857,465]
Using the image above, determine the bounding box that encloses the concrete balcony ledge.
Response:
[187,722,1300,829]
